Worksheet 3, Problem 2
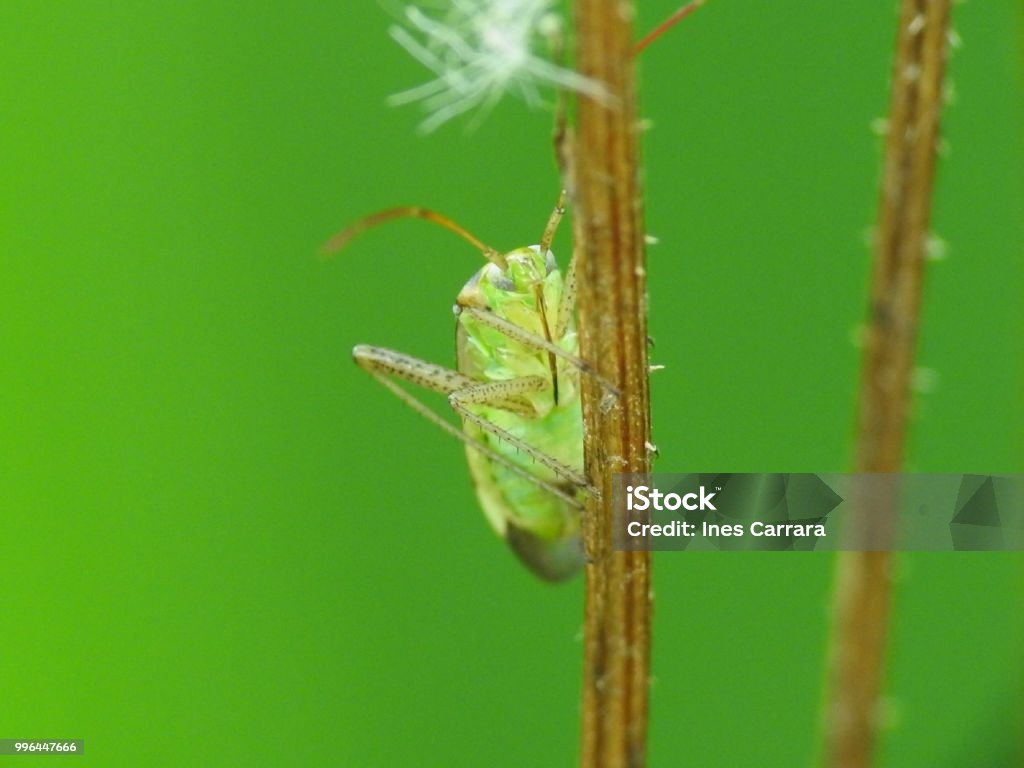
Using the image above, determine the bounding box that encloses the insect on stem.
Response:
[320,206,509,270]
[330,192,597,581]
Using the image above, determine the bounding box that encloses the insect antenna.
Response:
[539,190,567,255]
[634,0,705,55]
[320,207,508,270]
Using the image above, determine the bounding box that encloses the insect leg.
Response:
[353,345,587,509]
[549,79,579,341]
[459,306,619,396]
[355,344,533,415]
[447,377,596,495]
[554,250,577,340]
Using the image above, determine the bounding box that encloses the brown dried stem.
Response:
[821,2,951,766]
[571,2,652,767]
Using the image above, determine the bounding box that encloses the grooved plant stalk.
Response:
[822,2,952,766]
[572,1,653,767]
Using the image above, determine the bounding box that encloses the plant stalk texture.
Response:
[823,2,951,766]
[572,1,652,767]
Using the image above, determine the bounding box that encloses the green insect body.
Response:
[324,196,592,581]
[455,246,585,580]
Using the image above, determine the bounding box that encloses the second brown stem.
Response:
[822,2,952,766]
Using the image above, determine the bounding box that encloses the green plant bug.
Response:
[322,193,604,581]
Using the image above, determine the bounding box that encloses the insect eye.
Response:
[492,273,515,291]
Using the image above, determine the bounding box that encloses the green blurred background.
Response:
[2,2,1021,765]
